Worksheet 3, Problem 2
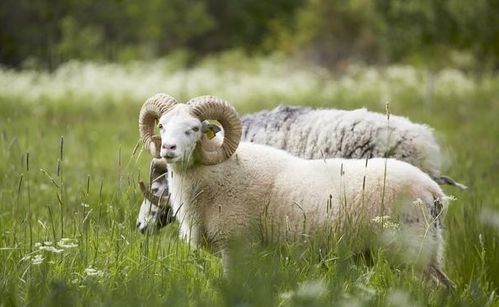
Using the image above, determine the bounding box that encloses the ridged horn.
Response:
[139,94,178,157]
[139,181,170,209]
[187,95,242,165]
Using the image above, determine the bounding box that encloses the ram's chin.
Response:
[162,155,182,164]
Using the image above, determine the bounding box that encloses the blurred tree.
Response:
[445,0,499,71]
[198,0,302,53]
[375,0,459,67]
[374,0,499,70]
[124,0,214,56]
[0,0,216,68]
[290,0,381,69]
[56,16,105,61]
[0,0,497,70]
[0,0,69,69]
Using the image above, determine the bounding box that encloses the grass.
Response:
[0,55,498,306]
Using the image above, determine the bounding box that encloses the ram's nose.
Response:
[161,143,178,159]
[162,143,176,151]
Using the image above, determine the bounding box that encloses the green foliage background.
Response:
[1,0,498,70]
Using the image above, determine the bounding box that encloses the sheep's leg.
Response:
[426,263,456,290]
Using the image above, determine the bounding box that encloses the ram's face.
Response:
[136,173,172,234]
[158,106,204,164]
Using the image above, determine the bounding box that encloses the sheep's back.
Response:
[241,105,442,177]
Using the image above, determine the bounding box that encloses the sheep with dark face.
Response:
[136,158,172,234]
[137,104,464,234]
[137,93,455,288]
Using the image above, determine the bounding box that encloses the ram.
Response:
[137,93,455,288]
[137,104,464,233]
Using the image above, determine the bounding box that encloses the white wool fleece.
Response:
[242,105,442,178]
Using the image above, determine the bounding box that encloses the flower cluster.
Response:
[0,57,493,110]
[20,238,79,266]
[84,266,105,278]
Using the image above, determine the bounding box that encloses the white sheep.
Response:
[242,104,465,188]
[137,103,464,233]
[138,93,455,288]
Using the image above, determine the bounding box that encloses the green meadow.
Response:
[1,55,498,306]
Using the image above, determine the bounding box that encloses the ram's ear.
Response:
[202,122,222,140]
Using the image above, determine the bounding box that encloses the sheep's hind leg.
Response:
[426,263,456,290]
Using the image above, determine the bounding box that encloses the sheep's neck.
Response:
[167,166,208,247]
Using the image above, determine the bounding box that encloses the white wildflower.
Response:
[0,58,487,110]
[84,266,104,278]
[32,255,44,265]
[33,241,64,253]
[412,198,425,207]
[81,203,90,208]
[38,245,64,253]
[57,238,78,249]
[435,69,474,96]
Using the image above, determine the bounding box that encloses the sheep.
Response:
[137,104,464,233]
[138,93,455,288]
[242,104,464,188]
[136,158,173,234]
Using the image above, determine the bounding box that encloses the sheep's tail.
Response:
[432,175,467,190]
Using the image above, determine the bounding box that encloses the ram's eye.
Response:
[185,130,191,136]
[192,127,199,132]
[158,124,163,129]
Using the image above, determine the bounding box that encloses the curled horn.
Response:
[139,181,170,209]
[187,95,242,165]
[139,93,178,157]
[139,158,169,208]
